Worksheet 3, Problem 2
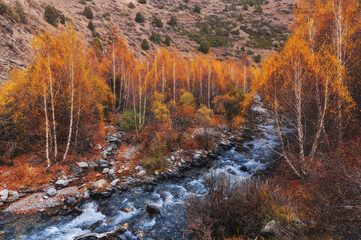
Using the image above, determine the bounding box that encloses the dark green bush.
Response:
[128,2,135,9]
[193,5,201,13]
[141,39,150,51]
[44,5,59,26]
[254,54,261,63]
[153,16,163,28]
[243,4,249,10]
[255,5,263,13]
[150,31,162,44]
[83,6,93,19]
[138,0,146,4]
[135,11,145,23]
[88,20,95,31]
[199,41,210,54]
[79,0,86,5]
[118,110,138,131]
[164,35,171,46]
[168,15,177,26]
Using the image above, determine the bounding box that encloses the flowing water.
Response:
[1,98,283,240]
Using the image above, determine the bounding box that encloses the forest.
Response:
[0,0,360,239]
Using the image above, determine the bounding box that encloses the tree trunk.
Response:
[43,80,50,169]
[47,55,57,159]
[63,53,75,161]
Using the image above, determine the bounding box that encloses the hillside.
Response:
[0,0,296,81]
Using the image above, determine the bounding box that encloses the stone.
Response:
[235,144,249,152]
[97,144,103,150]
[0,189,9,202]
[135,165,143,171]
[91,179,107,190]
[64,196,75,205]
[240,165,248,172]
[8,191,19,201]
[137,170,146,177]
[122,208,132,213]
[123,223,129,228]
[55,179,69,188]
[146,205,161,217]
[99,159,107,164]
[77,162,88,168]
[100,164,108,168]
[47,188,57,197]
[118,169,123,174]
[108,169,115,175]
[137,232,144,238]
[89,162,98,168]
[111,179,120,186]
[261,220,279,236]
[70,166,83,175]
[144,185,154,192]
[103,168,110,174]
[170,155,175,161]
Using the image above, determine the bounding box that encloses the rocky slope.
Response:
[0,0,297,81]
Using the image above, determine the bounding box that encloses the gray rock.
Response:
[89,162,98,168]
[146,205,161,217]
[55,179,69,188]
[70,166,83,175]
[0,189,9,202]
[111,179,120,186]
[99,159,107,165]
[261,220,279,236]
[47,188,57,197]
[8,191,19,201]
[103,150,109,155]
[135,165,143,171]
[108,169,115,175]
[103,168,110,174]
[137,170,146,177]
[77,162,88,168]
[64,196,75,205]
[100,164,108,168]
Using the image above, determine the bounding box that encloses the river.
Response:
[1,97,282,240]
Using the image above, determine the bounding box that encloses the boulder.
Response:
[103,168,110,174]
[0,189,9,202]
[89,162,98,168]
[77,162,88,168]
[47,188,57,197]
[137,170,146,177]
[108,169,115,176]
[64,196,75,205]
[261,220,280,237]
[55,179,69,188]
[8,190,19,201]
[70,166,83,175]
[146,205,161,217]
[111,179,120,187]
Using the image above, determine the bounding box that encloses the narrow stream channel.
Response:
[2,98,282,240]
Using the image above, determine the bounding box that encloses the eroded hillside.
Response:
[0,0,297,81]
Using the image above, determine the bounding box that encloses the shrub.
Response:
[117,110,138,131]
[238,13,244,22]
[87,20,95,31]
[102,12,110,20]
[243,4,249,10]
[193,5,201,13]
[60,14,66,25]
[83,6,93,19]
[138,0,146,4]
[254,54,261,63]
[187,175,299,239]
[14,1,27,23]
[142,134,168,173]
[135,11,145,23]
[150,31,162,44]
[164,35,171,46]
[91,37,103,52]
[79,0,86,5]
[199,41,210,54]
[141,39,149,50]
[44,5,59,26]
[168,15,177,26]
[255,5,263,13]
[128,2,135,9]
[152,16,163,28]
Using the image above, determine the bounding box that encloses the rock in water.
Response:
[0,189,9,202]
[146,205,161,217]
[47,188,57,197]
